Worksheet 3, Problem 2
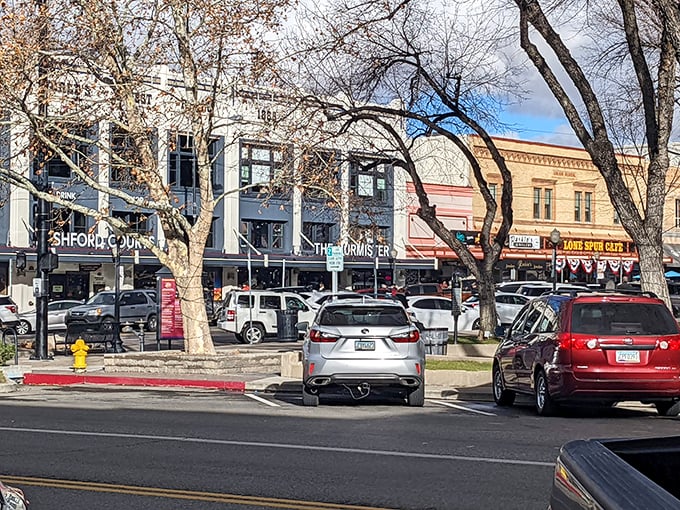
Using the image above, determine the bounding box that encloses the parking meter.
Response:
[451,275,461,344]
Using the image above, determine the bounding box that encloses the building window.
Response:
[168,133,221,190]
[110,127,157,186]
[240,220,285,251]
[349,156,389,203]
[348,225,389,246]
[42,127,91,179]
[614,209,621,225]
[584,192,592,223]
[575,191,582,222]
[533,188,541,219]
[675,199,680,228]
[240,142,290,194]
[489,183,497,202]
[112,211,149,235]
[51,208,88,234]
[533,187,553,219]
[303,222,331,245]
[544,188,552,220]
[300,150,339,200]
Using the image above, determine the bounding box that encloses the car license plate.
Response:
[355,340,375,351]
[616,350,640,363]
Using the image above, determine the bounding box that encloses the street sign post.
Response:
[326,246,344,293]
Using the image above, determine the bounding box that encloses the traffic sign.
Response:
[326,245,344,272]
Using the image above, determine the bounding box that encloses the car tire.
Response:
[654,400,680,416]
[16,320,31,336]
[234,333,246,344]
[242,323,265,344]
[492,363,515,407]
[101,317,115,332]
[302,385,319,406]
[146,314,157,332]
[407,384,425,407]
[472,318,481,330]
[535,369,558,416]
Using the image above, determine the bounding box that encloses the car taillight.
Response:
[309,329,339,343]
[557,332,572,350]
[658,338,680,350]
[392,329,420,343]
[226,310,235,322]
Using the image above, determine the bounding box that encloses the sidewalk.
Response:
[0,340,494,401]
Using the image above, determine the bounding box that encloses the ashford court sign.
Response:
[52,232,153,251]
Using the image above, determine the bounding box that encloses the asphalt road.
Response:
[0,387,678,509]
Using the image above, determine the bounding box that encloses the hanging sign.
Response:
[158,277,184,340]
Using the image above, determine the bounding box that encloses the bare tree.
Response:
[279,0,526,334]
[0,0,290,354]
[514,0,676,305]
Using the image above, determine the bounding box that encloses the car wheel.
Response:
[302,385,319,406]
[492,363,515,407]
[146,314,157,332]
[472,318,481,330]
[407,384,425,407]
[16,320,31,336]
[234,333,246,344]
[654,400,680,416]
[101,317,115,332]
[535,369,558,416]
[242,323,265,344]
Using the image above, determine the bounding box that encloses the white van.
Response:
[217,290,316,344]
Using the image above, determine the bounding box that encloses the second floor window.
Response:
[349,157,388,203]
[575,191,582,222]
[584,192,592,222]
[533,187,553,219]
[302,222,331,249]
[240,220,285,251]
[240,142,290,194]
[112,210,150,235]
[42,127,92,179]
[168,134,221,189]
[676,199,680,228]
[51,208,88,234]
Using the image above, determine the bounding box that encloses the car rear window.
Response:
[571,303,679,335]
[319,306,409,327]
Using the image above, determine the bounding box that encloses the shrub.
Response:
[0,343,15,365]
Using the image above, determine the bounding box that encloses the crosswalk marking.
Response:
[428,399,496,416]
[245,393,281,407]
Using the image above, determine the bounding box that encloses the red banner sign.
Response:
[159,277,184,340]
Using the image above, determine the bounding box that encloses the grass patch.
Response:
[448,335,500,345]
[426,359,493,371]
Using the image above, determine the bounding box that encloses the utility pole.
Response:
[32,0,51,360]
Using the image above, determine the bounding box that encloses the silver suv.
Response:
[0,296,21,329]
[65,290,157,331]
[302,298,425,407]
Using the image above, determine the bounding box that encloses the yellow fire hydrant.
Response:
[71,338,90,372]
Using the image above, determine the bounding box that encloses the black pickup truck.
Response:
[549,436,680,509]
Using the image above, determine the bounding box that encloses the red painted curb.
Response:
[23,373,246,392]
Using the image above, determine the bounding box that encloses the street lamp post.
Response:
[550,228,561,292]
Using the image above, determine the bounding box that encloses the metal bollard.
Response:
[137,321,145,352]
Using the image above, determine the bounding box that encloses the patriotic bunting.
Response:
[555,257,566,273]
[608,259,621,273]
[622,259,635,274]
[581,259,594,274]
[568,258,581,273]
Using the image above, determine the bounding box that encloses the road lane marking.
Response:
[0,475,394,509]
[0,426,554,467]
[428,399,497,416]
[245,393,281,407]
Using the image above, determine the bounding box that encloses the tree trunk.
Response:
[476,263,499,340]
[637,243,671,311]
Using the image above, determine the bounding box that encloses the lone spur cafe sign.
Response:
[559,238,633,254]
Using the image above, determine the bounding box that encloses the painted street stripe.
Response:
[0,426,554,467]
[428,399,496,416]
[245,392,281,407]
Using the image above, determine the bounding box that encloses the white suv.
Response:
[0,296,21,330]
[217,290,316,344]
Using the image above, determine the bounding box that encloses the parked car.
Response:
[492,291,680,416]
[406,295,496,332]
[495,280,547,294]
[16,299,84,335]
[463,292,529,325]
[217,289,316,344]
[302,298,425,406]
[65,289,158,332]
[304,291,362,310]
[517,282,589,297]
[0,296,20,329]
[404,283,446,297]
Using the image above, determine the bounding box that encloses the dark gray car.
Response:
[66,290,157,331]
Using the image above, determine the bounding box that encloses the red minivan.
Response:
[492,291,680,416]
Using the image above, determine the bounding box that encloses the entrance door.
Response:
[65,272,89,301]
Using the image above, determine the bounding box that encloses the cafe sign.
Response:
[561,238,631,254]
